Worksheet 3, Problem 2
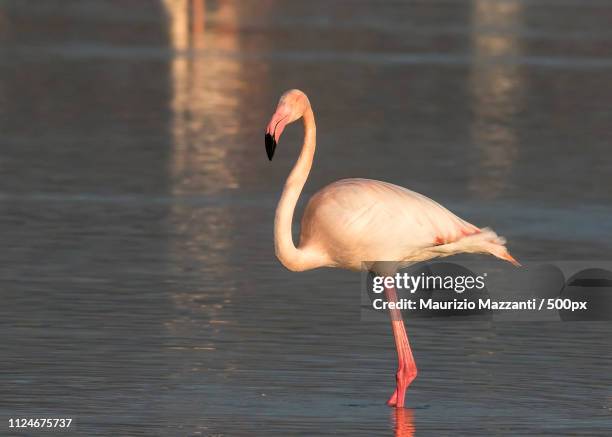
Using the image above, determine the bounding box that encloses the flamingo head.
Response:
[265,89,309,161]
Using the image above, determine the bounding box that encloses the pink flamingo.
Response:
[265,89,519,408]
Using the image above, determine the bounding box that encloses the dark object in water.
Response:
[560,268,612,321]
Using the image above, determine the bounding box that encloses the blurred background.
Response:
[0,1,611,435]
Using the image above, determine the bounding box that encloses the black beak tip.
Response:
[265,133,276,161]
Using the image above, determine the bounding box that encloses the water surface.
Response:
[0,1,611,435]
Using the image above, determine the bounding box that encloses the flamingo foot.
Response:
[387,389,398,407]
[387,369,416,408]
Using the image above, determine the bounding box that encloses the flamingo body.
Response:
[300,178,486,271]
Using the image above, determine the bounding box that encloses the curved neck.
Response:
[274,106,316,271]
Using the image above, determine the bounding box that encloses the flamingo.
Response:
[264,89,519,408]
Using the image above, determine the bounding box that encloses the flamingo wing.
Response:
[299,178,518,268]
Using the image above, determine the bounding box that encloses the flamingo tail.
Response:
[434,228,521,266]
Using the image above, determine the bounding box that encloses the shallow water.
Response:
[0,1,611,435]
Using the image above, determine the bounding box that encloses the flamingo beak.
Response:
[264,109,289,161]
[265,132,276,161]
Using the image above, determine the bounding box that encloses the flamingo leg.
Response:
[384,285,417,408]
